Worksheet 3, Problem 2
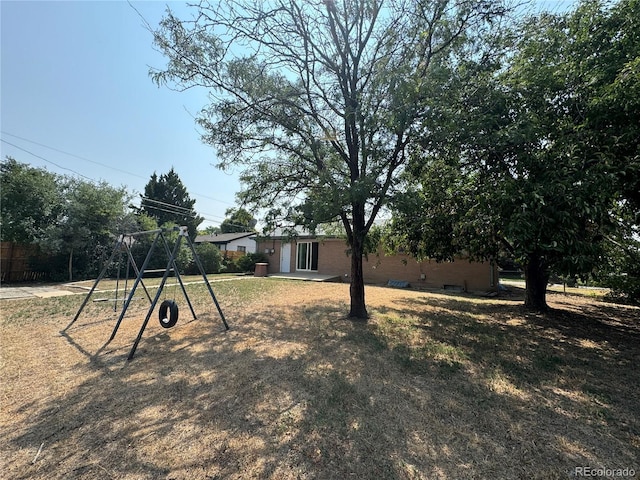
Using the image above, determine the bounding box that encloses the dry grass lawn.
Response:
[1,279,638,479]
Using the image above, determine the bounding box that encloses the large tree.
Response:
[138,168,204,238]
[150,0,505,318]
[391,0,640,310]
[220,207,257,233]
[0,157,64,243]
[48,179,133,281]
[1,157,136,281]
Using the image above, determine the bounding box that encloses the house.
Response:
[194,231,257,254]
[255,231,498,292]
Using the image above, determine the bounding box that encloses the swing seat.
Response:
[93,297,143,303]
[159,299,179,328]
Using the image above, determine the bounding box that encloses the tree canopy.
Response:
[220,207,257,233]
[1,157,64,243]
[1,157,134,281]
[389,0,640,309]
[138,168,204,238]
[150,0,506,318]
[53,179,133,281]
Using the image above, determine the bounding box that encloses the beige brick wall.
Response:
[363,251,496,292]
[256,238,497,292]
[317,238,351,278]
[256,240,281,274]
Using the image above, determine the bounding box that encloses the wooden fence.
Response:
[0,242,48,283]
[223,250,246,262]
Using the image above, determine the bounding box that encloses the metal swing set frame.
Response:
[64,226,229,360]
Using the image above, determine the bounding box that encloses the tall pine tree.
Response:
[139,168,203,238]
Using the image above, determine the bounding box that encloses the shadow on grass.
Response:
[4,287,639,479]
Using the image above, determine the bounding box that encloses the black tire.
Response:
[159,299,179,328]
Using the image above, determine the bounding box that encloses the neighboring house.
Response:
[256,231,498,292]
[194,232,257,254]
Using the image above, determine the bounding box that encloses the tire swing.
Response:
[159,299,179,329]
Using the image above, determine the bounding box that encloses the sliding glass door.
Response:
[296,241,319,271]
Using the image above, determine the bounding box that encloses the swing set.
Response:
[63,226,229,361]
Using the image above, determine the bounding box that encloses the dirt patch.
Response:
[1,280,638,479]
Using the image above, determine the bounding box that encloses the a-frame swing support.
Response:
[65,226,229,361]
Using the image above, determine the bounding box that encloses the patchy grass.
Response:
[500,278,610,301]
[1,280,638,479]
[63,272,246,293]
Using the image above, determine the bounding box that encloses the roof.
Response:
[194,232,257,244]
[258,227,345,240]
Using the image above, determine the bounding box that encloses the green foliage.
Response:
[150,0,507,317]
[138,168,203,238]
[391,0,639,309]
[236,252,269,273]
[138,222,193,274]
[220,207,257,233]
[221,256,241,274]
[1,158,133,281]
[199,225,221,235]
[0,157,64,243]
[594,229,640,305]
[193,242,223,274]
[46,179,133,281]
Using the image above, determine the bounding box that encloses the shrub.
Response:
[222,256,242,273]
[236,252,269,272]
[604,273,640,306]
[193,243,223,274]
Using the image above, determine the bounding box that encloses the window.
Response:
[296,242,318,271]
[237,246,246,253]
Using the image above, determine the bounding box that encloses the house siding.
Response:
[257,237,497,292]
[225,237,257,253]
[196,233,257,253]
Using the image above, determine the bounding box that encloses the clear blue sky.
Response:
[1,1,240,230]
[1,1,577,231]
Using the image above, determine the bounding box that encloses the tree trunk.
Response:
[349,241,368,319]
[349,242,368,319]
[524,252,549,311]
[348,212,369,320]
[68,246,74,282]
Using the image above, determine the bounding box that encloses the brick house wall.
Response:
[257,239,282,273]
[256,237,497,292]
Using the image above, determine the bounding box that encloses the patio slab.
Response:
[267,272,343,282]
[0,285,77,300]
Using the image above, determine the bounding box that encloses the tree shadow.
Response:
[4,294,639,479]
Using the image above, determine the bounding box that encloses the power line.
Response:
[1,139,95,182]
[0,141,250,228]
[140,197,195,214]
[139,196,233,221]
[142,203,198,218]
[191,190,236,206]
[1,130,149,180]
[139,197,256,230]
[1,131,237,207]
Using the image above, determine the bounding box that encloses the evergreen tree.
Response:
[139,168,203,238]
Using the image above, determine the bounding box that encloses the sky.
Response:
[1,0,578,231]
[1,1,240,230]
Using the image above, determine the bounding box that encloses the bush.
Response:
[604,273,640,305]
[193,243,223,274]
[236,252,269,272]
[222,256,241,273]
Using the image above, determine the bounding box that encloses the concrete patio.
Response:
[267,272,344,282]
